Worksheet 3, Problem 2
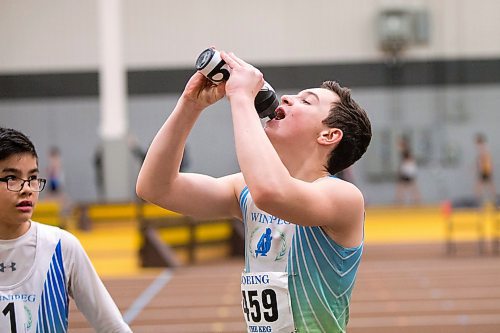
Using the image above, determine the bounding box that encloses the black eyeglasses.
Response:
[0,176,46,192]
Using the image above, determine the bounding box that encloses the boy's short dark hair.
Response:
[0,127,38,162]
[320,81,372,175]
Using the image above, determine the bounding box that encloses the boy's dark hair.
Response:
[0,127,38,162]
[320,81,372,175]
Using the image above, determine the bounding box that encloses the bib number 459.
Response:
[242,289,278,323]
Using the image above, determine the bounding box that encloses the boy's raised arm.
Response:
[136,72,242,220]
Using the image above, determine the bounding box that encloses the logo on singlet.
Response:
[24,304,33,330]
[0,262,16,272]
[255,228,272,257]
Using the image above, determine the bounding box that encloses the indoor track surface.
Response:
[64,205,500,332]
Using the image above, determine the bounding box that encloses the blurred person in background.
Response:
[127,133,190,171]
[475,133,496,202]
[93,144,105,200]
[46,146,64,197]
[45,145,71,228]
[395,136,421,205]
[127,133,147,164]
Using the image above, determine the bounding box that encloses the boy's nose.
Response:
[281,95,292,105]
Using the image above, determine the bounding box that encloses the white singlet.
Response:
[0,221,131,333]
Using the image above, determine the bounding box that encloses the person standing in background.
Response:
[45,146,71,228]
[93,144,105,200]
[395,136,421,205]
[475,133,496,202]
[46,146,64,197]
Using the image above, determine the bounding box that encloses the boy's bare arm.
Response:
[136,73,242,220]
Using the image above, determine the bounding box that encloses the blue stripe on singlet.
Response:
[239,186,250,271]
[37,240,69,333]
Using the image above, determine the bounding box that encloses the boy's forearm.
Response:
[229,96,289,196]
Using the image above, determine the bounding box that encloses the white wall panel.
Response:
[1,0,499,73]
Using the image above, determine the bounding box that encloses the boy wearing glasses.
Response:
[0,127,131,332]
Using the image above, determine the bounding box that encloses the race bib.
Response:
[241,271,296,333]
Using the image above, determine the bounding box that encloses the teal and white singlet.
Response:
[239,186,363,333]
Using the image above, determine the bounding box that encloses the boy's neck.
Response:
[0,220,31,240]
[278,146,330,182]
[282,155,329,182]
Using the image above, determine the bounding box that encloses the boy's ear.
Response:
[317,128,342,146]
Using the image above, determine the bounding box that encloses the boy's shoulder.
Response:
[32,221,82,248]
